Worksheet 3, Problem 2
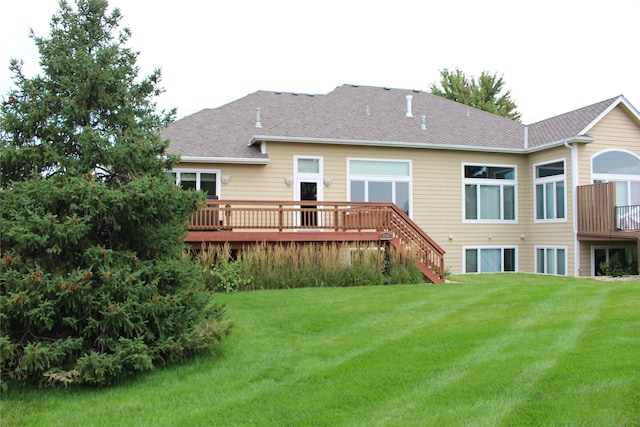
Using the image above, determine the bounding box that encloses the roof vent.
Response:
[421,115,427,130]
[255,107,262,128]
[405,95,413,117]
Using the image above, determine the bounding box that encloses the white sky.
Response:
[1,0,639,124]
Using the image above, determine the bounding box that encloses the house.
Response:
[162,84,640,279]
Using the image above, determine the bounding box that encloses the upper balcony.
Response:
[576,182,640,240]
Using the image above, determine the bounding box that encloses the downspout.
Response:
[565,140,580,276]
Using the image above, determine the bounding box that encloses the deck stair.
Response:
[187,200,445,283]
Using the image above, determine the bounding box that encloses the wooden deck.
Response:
[187,200,446,283]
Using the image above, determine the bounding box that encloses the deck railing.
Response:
[189,200,446,280]
[190,200,396,232]
[576,182,640,233]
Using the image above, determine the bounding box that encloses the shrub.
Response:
[0,1,231,388]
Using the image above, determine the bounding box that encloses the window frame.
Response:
[347,158,412,216]
[591,149,640,206]
[166,168,222,197]
[534,158,566,222]
[463,246,518,273]
[462,163,517,223]
[534,246,567,275]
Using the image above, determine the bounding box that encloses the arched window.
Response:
[592,150,640,205]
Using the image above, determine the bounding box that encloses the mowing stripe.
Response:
[363,283,612,426]
[192,283,511,414]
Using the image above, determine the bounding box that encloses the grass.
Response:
[1,274,639,426]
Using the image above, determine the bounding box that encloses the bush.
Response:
[0,1,231,388]
[0,179,232,387]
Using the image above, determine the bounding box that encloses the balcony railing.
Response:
[189,200,445,281]
[616,206,640,231]
[577,182,640,233]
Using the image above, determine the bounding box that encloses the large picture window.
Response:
[348,159,411,215]
[536,247,567,275]
[167,170,219,197]
[535,160,565,221]
[464,247,516,273]
[463,164,516,221]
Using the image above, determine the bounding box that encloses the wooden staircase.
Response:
[187,200,446,283]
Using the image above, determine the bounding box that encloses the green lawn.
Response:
[2,274,639,426]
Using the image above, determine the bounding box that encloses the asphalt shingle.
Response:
[162,84,626,159]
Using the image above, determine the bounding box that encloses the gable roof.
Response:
[526,96,624,148]
[163,84,639,161]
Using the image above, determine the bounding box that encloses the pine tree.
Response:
[0,0,230,387]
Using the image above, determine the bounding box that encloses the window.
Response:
[297,157,320,174]
[464,164,516,221]
[535,160,565,221]
[349,159,411,215]
[536,247,567,275]
[167,170,219,197]
[592,150,640,206]
[593,246,638,276]
[464,247,516,273]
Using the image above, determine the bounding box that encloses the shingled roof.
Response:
[163,84,636,160]
[162,90,320,160]
[253,85,525,150]
[527,96,623,148]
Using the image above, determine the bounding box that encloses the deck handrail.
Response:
[385,204,446,280]
[189,200,446,281]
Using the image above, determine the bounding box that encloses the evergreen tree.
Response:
[0,0,230,387]
[430,68,522,121]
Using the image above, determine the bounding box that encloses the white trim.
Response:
[566,141,580,277]
[579,96,640,135]
[294,156,324,228]
[525,136,595,153]
[461,162,518,224]
[166,167,222,197]
[533,158,567,223]
[534,245,568,276]
[179,156,269,164]
[347,157,413,217]
[252,135,527,153]
[590,148,640,182]
[249,134,595,154]
[462,246,518,273]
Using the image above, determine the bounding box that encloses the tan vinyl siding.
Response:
[253,143,532,275]
[577,106,640,185]
[524,146,575,275]
[574,105,640,276]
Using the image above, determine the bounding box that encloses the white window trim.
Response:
[461,163,518,224]
[534,245,568,275]
[168,168,222,196]
[533,158,567,223]
[590,148,640,181]
[294,156,324,202]
[347,157,413,216]
[462,245,518,273]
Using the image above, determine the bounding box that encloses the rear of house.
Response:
[162,84,640,277]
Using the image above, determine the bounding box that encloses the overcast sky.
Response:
[1,0,638,124]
